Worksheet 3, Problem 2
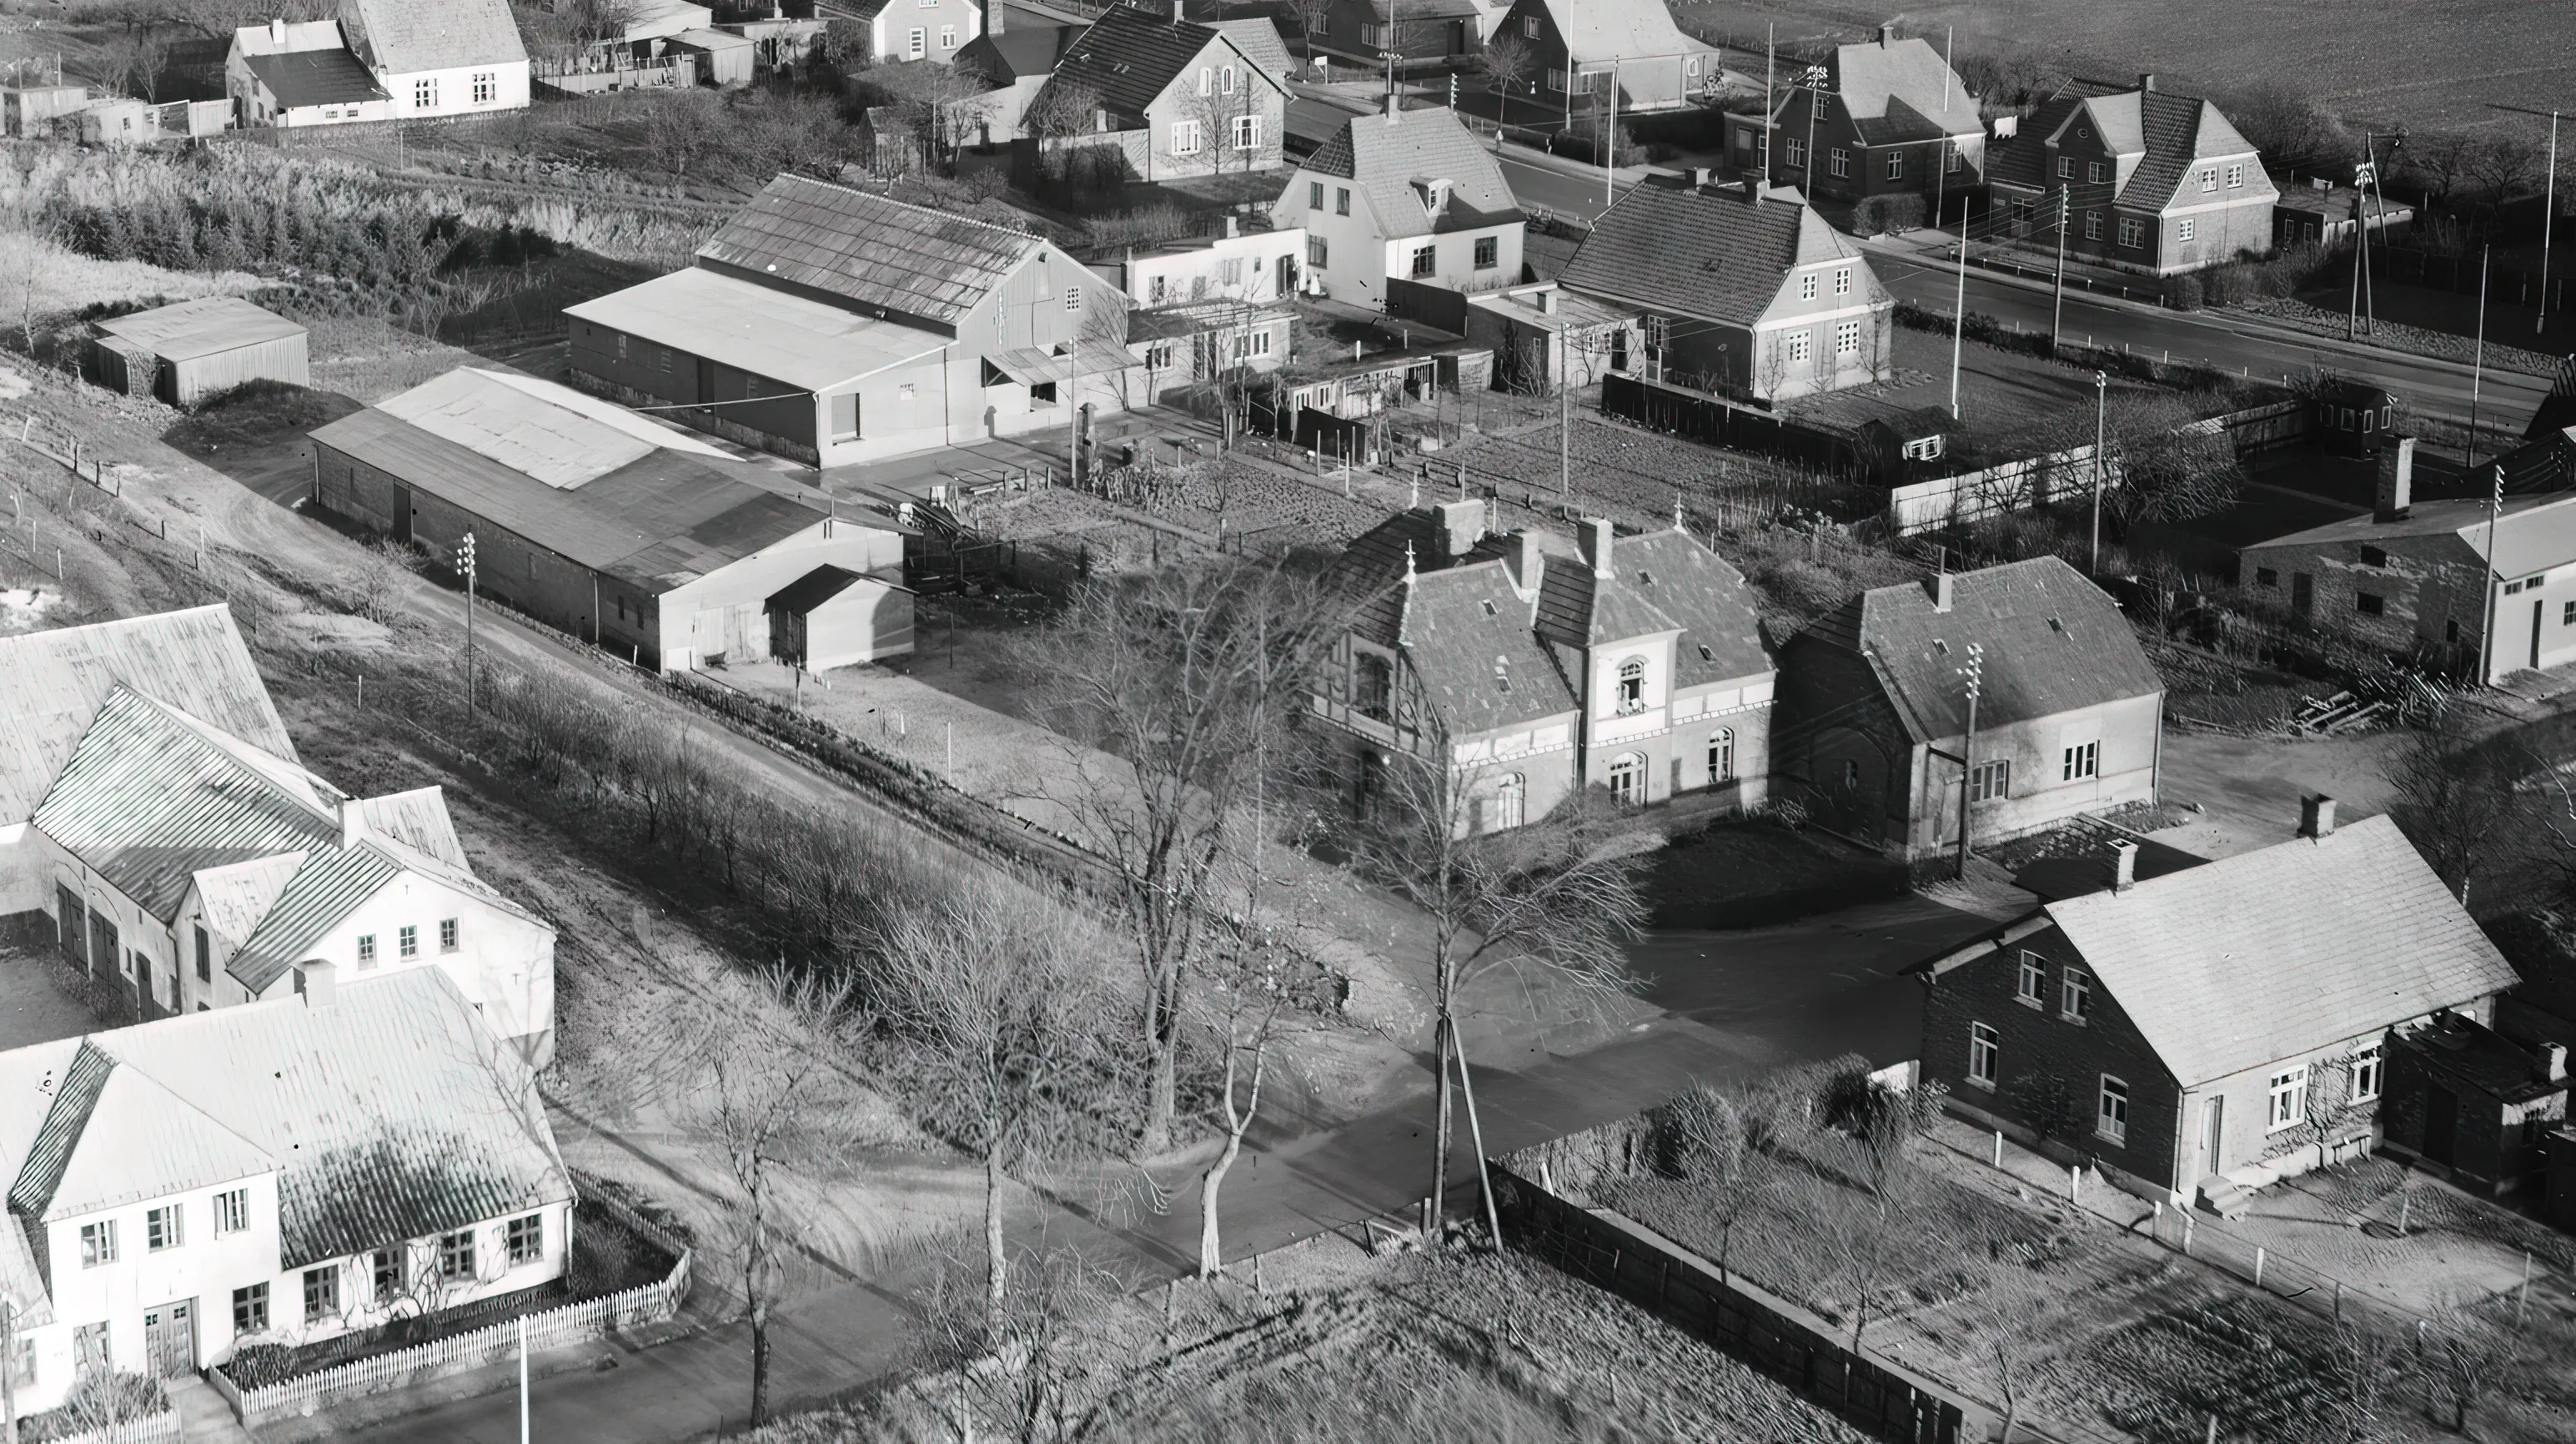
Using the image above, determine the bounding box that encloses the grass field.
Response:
[1676,0,2568,135]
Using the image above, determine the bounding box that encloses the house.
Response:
[1307,0,1484,68]
[818,0,987,63]
[228,0,530,129]
[1489,0,1719,118]
[1558,179,1892,404]
[1916,804,2522,1209]
[309,367,911,672]
[2379,1012,2569,1196]
[1985,75,2278,277]
[2233,441,2576,682]
[566,174,1136,469]
[1027,4,1287,182]
[1770,558,2164,858]
[1268,99,1524,311]
[1208,17,1295,88]
[1093,221,1303,401]
[2272,178,2413,250]
[0,607,290,921]
[0,968,572,1411]
[952,2,1087,142]
[1463,281,1641,393]
[2307,376,2398,458]
[1721,28,1983,224]
[84,298,308,408]
[1312,502,1773,827]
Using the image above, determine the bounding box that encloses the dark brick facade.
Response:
[2237,527,2487,657]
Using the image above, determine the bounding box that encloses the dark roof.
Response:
[698,174,1040,331]
[1392,563,1579,736]
[2394,1012,2568,1105]
[1988,83,2262,213]
[767,564,866,614]
[960,18,1086,84]
[1333,506,1517,641]
[1041,5,1228,124]
[1795,556,2162,742]
[1303,104,1522,240]
[2012,833,2208,901]
[1559,182,1869,326]
[2528,359,2576,441]
[239,48,388,109]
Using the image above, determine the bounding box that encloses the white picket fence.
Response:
[47,1411,181,1444]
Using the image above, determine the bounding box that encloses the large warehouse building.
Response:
[308,367,911,672]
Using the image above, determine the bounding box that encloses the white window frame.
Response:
[1785,331,1810,364]
[1231,113,1260,151]
[1800,273,1819,300]
[1171,118,1203,155]
[413,78,437,109]
[2349,1044,2383,1104]
[1064,286,1082,312]
[2201,167,2218,193]
[2061,740,2099,782]
[147,1204,182,1252]
[1885,150,1904,181]
[2226,162,2245,188]
[1828,147,1850,178]
[1971,757,2007,801]
[1968,1022,1999,1088]
[1835,321,1860,355]
[357,933,379,969]
[81,1220,117,1268]
[2061,968,2091,1023]
[2267,1064,2308,1131]
[2177,218,2197,243]
[2097,1074,2130,1144]
[214,1188,249,1235]
[1785,137,1805,169]
[2016,950,2046,1006]
[2117,216,2143,249]
[1833,265,1852,296]
[399,923,418,958]
[907,27,926,58]
[1708,727,1735,782]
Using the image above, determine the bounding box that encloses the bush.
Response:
[1850,194,1927,236]
[21,1370,170,1439]
[223,1343,301,1391]
[2162,273,2206,310]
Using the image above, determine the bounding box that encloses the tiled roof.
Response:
[0,606,292,827]
[1037,5,1228,128]
[1526,0,1707,65]
[1391,563,1579,736]
[696,174,1040,330]
[2046,816,2518,1086]
[1209,18,1293,81]
[1825,37,1974,142]
[241,48,388,109]
[961,18,1087,84]
[1303,103,1522,242]
[2245,491,2576,578]
[1798,556,2162,742]
[1619,530,1772,686]
[1559,181,1869,327]
[1988,83,2262,213]
[344,0,527,75]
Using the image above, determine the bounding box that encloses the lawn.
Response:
[1645,818,1906,928]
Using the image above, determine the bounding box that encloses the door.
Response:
[2533,598,2546,670]
[691,607,729,665]
[2200,1095,2224,1175]
[2423,1084,2458,1166]
[88,913,118,982]
[56,886,85,967]
[1275,254,1294,297]
[2292,572,2313,618]
[143,1300,195,1377]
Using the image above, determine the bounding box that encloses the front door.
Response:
[2292,572,2314,618]
[2533,598,2546,670]
[1276,254,1294,297]
[56,886,85,967]
[2201,1094,2225,1175]
[143,1300,195,1377]
[2423,1084,2459,1166]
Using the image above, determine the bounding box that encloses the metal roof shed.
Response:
[766,564,914,670]
[89,297,309,407]
[672,28,757,86]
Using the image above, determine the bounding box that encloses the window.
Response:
[1230,330,1271,361]
[2084,210,2103,240]
[2267,1065,2308,1130]
[2358,545,2388,567]
[1029,380,1057,404]
[1309,181,1323,210]
[1833,265,1852,296]
[1522,13,1539,36]
[1490,773,1527,831]
[147,1205,182,1252]
[2097,1075,2130,1144]
[2117,217,2143,248]
[1606,753,1645,805]
[1409,245,1436,278]
[399,924,418,959]
[195,924,210,983]
[1334,187,1350,216]
[2227,163,2245,188]
[1828,147,1850,178]
[1352,652,1392,722]
[472,72,495,103]
[939,23,956,47]
[2200,167,2218,193]
[1197,66,1212,96]
[73,1323,108,1374]
[1785,138,1805,169]
[2564,600,2575,626]
[1474,236,1499,269]
[1885,150,1904,181]
[2061,740,2099,781]
[1800,273,1819,301]
[2356,592,2384,616]
[304,1265,339,1323]
[907,27,926,57]
[413,78,436,109]
[1709,729,1735,782]
[1835,321,1860,355]
[2086,160,2106,185]
[1972,757,2010,803]
[357,933,377,970]
[1222,64,1237,95]
[211,1188,248,1237]
[830,392,860,440]
[1615,657,1645,711]
[2178,218,2197,242]
[1307,235,1328,267]
[507,1213,545,1266]
[439,1230,476,1281]
[81,1220,118,1268]
[373,1247,405,1304]
[2056,156,2073,179]
[2349,1044,2383,1104]
[1232,114,1260,151]
[1146,274,1168,305]
[2061,968,2092,1021]
[1947,147,1964,173]
[233,1282,269,1336]
[1786,332,1810,364]
[2016,950,2046,1004]
[1968,1022,1999,1087]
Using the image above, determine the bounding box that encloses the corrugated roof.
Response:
[696,174,1039,330]
[1560,182,1870,326]
[34,689,341,923]
[566,265,947,393]
[379,368,662,490]
[193,852,313,948]
[359,786,467,869]
[767,564,866,614]
[344,0,527,75]
[0,606,292,826]
[226,843,402,994]
[1304,103,1523,241]
[2045,816,2518,1086]
[2246,492,2576,578]
[239,48,389,110]
[13,1044,275,1224]
[7,1041,113,1225]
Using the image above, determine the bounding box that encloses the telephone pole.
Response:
[2491,105,2562,337]
[2091,371,2108,574]
[1956,641,1985,881]
[2051,189,2071,355]
[459,531,479,707]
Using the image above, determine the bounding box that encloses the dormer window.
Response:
[1412,178,1454,217]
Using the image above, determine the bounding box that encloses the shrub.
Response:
[2162,273,2206,310]
[223,1343,301,1391]
[1850,194,1927,236]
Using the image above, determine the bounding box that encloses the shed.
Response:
[77,98,151,146]
[88,297,309,407]
[672,28,756,86]
[766,564,914,670]
[3,84,87,137]
[2310,377,2397,458]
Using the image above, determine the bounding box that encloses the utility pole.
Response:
[1934,25,1955,226]
[2091,370,2108,574]
[1800,63,1826,200]
[1950,172,1969,420]
[1956,641,1984,881]
[2469,244,2491,475]
[1559,375,1570,505]
[1760,23,1775,197]
[459,531,479,707]
[2051,189,2070,355]
[2492,105,2562,336]
[2479,461,2504,684]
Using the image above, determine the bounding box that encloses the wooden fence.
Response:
[1886,444,2109,536]
[1599,371,1863,475]
[43,1411,182,1444]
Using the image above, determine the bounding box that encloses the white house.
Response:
[0,969,574,1411]
[1268,99,1524,311]
[227,20,394,128]
[228,0,529,130]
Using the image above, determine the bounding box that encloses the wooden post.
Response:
[1992,1130,2004,1168]
[2252,1246,2265,1289]
[2518,1251,2533,1327]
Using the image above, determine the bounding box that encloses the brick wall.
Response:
[2239,530,2484,655]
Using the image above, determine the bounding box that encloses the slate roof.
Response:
[240,48,389,109]
[1988,83,2262,213]
[2244,492,2576,579]
[1388,562,1578,736]
[2045,815,2518,1086]
[1304,103,1523,241]
[344,0,527,75]
[1037,6,1230,126]
[961,17,1087,84]
[1210,18,1293,82]
[1795,556,2162,742]
[0,606,291,827]
[0,970,571,1272]
[1559,181,1870,326]
[696,174,1040,330]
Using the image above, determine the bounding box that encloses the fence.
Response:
[208,1244,691,1429]
[1599,371,1864,475]
[2370,245,2572,317]
[1886,444,2109,536]
[43,1411,182,1444]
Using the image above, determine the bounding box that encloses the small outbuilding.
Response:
[87,297,309,406]
[672,29,757,87]
[2380,1011,2569,1196]
[3,83,88,137]
[766,564,914,671]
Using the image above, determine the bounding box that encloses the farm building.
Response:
[766,565,913,670]
[225,0,530,129]
[307,368,911,672]
[85,297,309,407]
[2,83,86,137]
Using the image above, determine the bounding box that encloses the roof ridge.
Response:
[764,173,1039,247]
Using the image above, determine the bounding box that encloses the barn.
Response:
[307,367,911,672]
[766,565,912,671]
[87,297,309,406]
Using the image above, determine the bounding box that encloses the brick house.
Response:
[1308,0,1484,68]
[2236,440,2576,682]
[1720,28,1984,223]
[1268,99,1524,311]
[1771,558,2162,859]
[2379,1012,2569,1196]
[1489,0,1719,117]
[1028,5,1287,182]
[1917,805,2520,1208]
[1557,178,1892,404]
[1313,503,1773,828]
[1985,76,2277,277]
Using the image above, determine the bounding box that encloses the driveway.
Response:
[0,940,103,1051]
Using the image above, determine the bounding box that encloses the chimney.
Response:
[338,797,364,848]
[1512,530,1542,591]
[2375,435,2415,522]
[2137,73,2157,93]
[2110,840,2139,893]
[1579,517,1614,579]
[1224,214,1239,238]
[1435,498,1485,556]
[1172,0,1183,22]
[986,0,1002,36]
[1384,93,1401,122]
[297,958,336,1009]
[1879,23,1896,44]
[1690,166,1713,188]
[1534,286,1558,314]
[2299,792,2337,839]
[2538,1042,2570,1084]
[268,16,285,45]
[1925,571,1954,612]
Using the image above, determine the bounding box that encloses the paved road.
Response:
[1498,152,1624,223]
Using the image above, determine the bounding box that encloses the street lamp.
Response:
[1956,641,1985,881]
[2090,370,2108,575]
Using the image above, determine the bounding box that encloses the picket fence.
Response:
[44,1410,182,1444]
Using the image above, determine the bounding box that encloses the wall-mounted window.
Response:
[2061,968,2092,1022]
[1309,181,1323,210]
[2178,219,2197,242]
[2349,1044,2383,1104]
[907,27,926,57]
[2226,163,2245,188]
[195,924,210,983]
[1606,752,1645,805]
[147,1205,183,1252]
[414,78,437,109]
[1885,150,1904,181]
[1615,657,1645,711]
[2016,950,2046,1004]
[2256,567,2278,586]
[1709,728,1735,782]
[373,1247,405,1304]
[1335,186,1350,215]
[399,924,419,959]
[2358,545,2388,566]
[1833,265,1852,296]
[2085,210,2103,240]
[1828,148,1850,178]
[1409,245,1436,278]
[438,1230,476,1280]
[1171,119,1203,154]
[2356,592,2384,616]
[506,1213,546,1266]
[81,1220,118,1268]
[2117,217,2143,248]
[304,1264,339,1323]
[357,933,378,970]
[1786,332,1811,364]
[2056,156,2073,179]
[2267,1064,2308,1130]
[233,1282,269,1335]
[2086,160,2106,184]
[1800,273,1819,300]
[214,1188,248,1235]
[472,72,495,103]
[939,23,956,48]
[1307,235,1328,268]
[1968,1022,1999,1086]
[2201,167,2218,193]
[1972,757,2010,803]
[1835,321,1861,355]
[2061,740,2099,781]
[1474,236,1499,269]
[1353,652,1393,722]
[2097,1074,2130,1144]
[1785,138,1806,169]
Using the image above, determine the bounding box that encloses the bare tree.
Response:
[2465,137,2543,209]
[2,203,63,359]
[1025,79,1103,152]
[1651,1082,1781,1282]
[1279,0,1332,56]
[1173,72,1263,182]
[2016,390,2242,528]
[2324,1313,2408,1444]
[1478,33,1532,113]
[920,1245,1127,1442]
[642,88,722,180]
[2403,133,2478,211]
[2416,1293,2519,1432]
